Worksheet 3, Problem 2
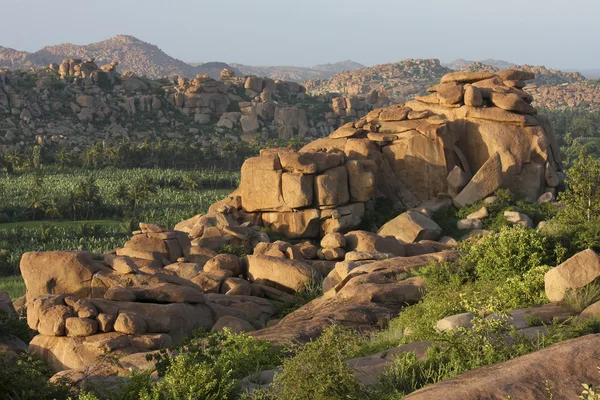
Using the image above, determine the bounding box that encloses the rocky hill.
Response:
[0,61,390,155]
[230,60,366,83]
[304,59,452,103]
[306,58,598,111]
[0,35,236,80]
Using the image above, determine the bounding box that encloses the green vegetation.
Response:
[0,275,26,299]
[0,352,73,400]
[0,224,130,276]
[271,326,365,400]
[0,167,235,227]
[0,136,308,172]
[563,282,600,313]
[540,107,600,166]
[76,329,280,400]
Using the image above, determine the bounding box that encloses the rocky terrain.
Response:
[0,60,390,153]
[5,70,599,399]
[304,59,452,103]
[306,58,600,112]
[0,36,365,83]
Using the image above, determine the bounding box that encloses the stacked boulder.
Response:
[19,224,285,373]
[233,146,373,238]
[226,69,563,239]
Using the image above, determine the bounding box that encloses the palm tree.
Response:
[5,150,21,170]
[44,197,61,220]
[76,176,101,220]
[32,171,44,189]
[103,144,120,166]
[56,147,72,168]
[125,184,149,213]
[67,190,83,221]
[180,173,199,192]
[27,191,46,221]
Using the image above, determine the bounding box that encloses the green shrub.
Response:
[563,282,600,313]
[358,198,399,232]
[271,326,365,400]
[460,225,552,281]
[458,265,551,315]
[79,330,279,400]
[371,317,539,398]
[0,352,72,399]
[274,274,324,318]
[374,260,551,346]
[0,310,31,343]
[217,244,250,258]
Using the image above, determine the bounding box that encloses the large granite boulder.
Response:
[545,249,600,302]
[221,69,563,239]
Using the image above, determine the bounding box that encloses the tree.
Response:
[32,145,42,169]
[559,151,600,223]
[55,147,73,168]
[67,190,83,221]
[180,173,199,192]
[44,197,61,220]
[27,191,46,221]
[76,176,101,219]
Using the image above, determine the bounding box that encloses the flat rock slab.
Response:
[404,334,600,400]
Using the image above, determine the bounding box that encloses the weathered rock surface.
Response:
[545,249,600,302]
[404,335,600,400]
[227,69,562,238]
[378,211,442,243]
[252,251,457,343]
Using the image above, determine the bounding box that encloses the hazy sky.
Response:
[0,0,597,69]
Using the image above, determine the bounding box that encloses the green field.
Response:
[0,167,237,228]
[0,167,238,285]
[0,275,25,300]
[0,220,122,230]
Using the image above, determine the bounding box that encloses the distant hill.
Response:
[444,58,515,70]
[0,35,235,79]
[312,60,366,73]
[230,60,365,82]
[304,59,452,102]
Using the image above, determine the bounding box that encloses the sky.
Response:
[0,0,597,70]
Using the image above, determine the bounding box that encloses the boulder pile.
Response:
[225,69,563,238]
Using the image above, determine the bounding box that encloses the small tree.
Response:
[559,152,600,223]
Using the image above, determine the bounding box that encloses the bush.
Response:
[271,326,365,400]
[216,244,250,258]
[0,352,72,400]
[563,282,600,313]
[79,330,279,400]
[460,225,552,281]
[371,317,539,398]
[0,309,31,343]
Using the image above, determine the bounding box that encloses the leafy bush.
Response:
[563,282,600,313]
[370,317,540,398]
[80,330,279,400]
[271,326,365,400]
[217,244,251,258]
[460,225,552,281]
[0,352,73,400]
[0,310,31,343]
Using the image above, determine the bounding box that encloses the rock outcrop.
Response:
[224,69,563,238]
[405,335,600,400]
